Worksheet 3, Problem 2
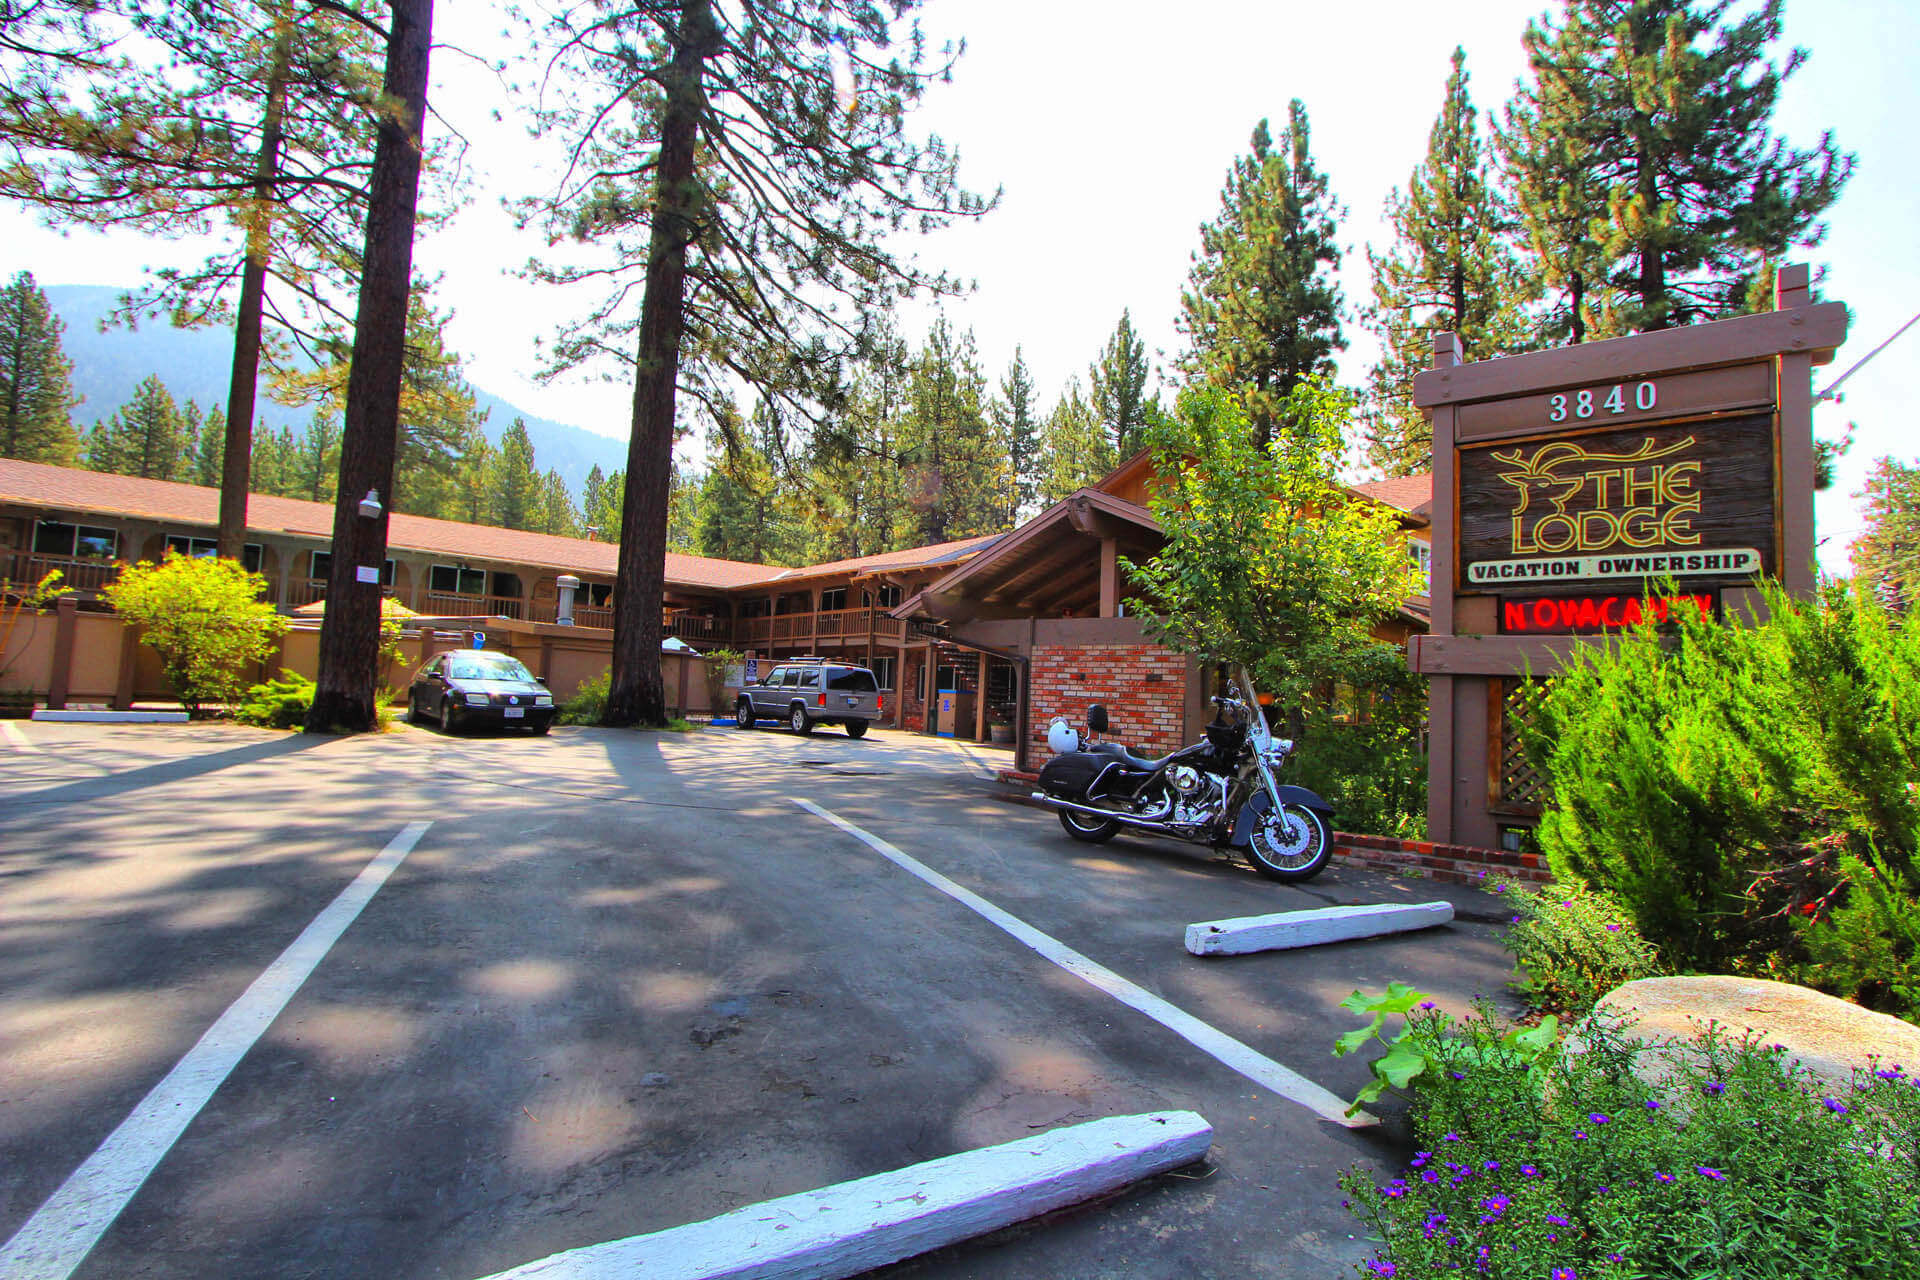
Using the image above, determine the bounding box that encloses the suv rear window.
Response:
[828,669,877,692]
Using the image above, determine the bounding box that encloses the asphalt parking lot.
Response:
[0,718,1519,1278]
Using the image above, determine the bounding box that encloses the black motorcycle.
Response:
[1029,667,1336,883]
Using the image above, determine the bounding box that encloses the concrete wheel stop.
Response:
[471,1110,1213,1280]
[1185,901,1455,956]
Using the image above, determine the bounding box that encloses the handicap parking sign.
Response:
[744,658,758,681]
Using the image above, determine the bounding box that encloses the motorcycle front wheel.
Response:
[1058,808,1122,844]
[1246,803,1332,882]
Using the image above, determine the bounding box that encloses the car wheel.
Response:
[442,699,460,733]
[736,698,756,728]
[790,705,813,736]
[530,720,552,736]
[404,694,421,725]
[845,720,869,739]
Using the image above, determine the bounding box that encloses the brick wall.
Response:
[1333,833,1552,886]
[1029,642,1190,758]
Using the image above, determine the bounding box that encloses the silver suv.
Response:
[735,660,882,738]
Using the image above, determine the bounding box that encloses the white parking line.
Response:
[0,820,433,1280]
[791,799,1371,1128]
[1,720,39,752]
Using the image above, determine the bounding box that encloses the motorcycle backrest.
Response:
[1086,703,1110,733]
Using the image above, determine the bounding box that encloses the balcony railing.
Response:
[423,590,523,619]
[736,607,903,646]
[529,601,615,628]
[2,551,123,593]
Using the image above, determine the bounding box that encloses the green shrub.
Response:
[1525,580,1920,1020]
[701,647,743,719]
[1340,1002,1920,1278]
[234,673,315,729]
[560,667,610,725]
[102,553,287,717]
[1497,881,1663,1018]
[1290,648,1430,839]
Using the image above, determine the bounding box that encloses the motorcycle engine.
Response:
[1167,767,1226,828]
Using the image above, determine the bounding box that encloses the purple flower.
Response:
[1655,1171,1675,1184]
[1442,1132,1461,1142]
[1588,1112,1610,1124]
[1560,900,1573,907]
[1483,1159,1500,1171]
[1419,1000,1438,1010]
[1703,1081,1726,1096]
[1450,1070,1467,1080]
[1410,1151,1431,1168]
[1695,1166,1726,1181]
[1553,1269,1578,1280]
[1824,1097,1850,1115]
[1476,1193,1511,1223]
[1521,1164,1540,1177]
[1421,1169,1441,1184]
[1645,1099,1661,1110]
[1876,1068,1906,1081]
[1605,923,1622,932]
[1367,1261,1396,1277]
[1545,1213,1570,1226]
[1572,1130,1588,1140]
[1492,883,1508,894]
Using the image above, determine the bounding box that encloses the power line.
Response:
[1816,310,1920,403]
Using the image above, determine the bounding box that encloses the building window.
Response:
[312,551,394,584]
[429,564,487,596]
[576,580,612,607]
[819,586,848,612]
[1407,538,1432,589]
[35,520,119,560]
[873,584,903,608]
[870,655,895,691]
[166,534,262,573]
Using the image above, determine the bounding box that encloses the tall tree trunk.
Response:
[306,0,433,733]
[217,16,292,559]
[604,0,715,727]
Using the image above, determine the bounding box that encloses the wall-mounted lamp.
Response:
[357,489,383,520]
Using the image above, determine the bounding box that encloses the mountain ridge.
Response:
[44,284,632,500]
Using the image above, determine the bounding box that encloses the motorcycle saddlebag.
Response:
[1037,750,1114,800]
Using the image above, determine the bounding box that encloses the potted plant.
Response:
[986,701,1017,745]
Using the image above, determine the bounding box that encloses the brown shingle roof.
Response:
[1351,473,1433,520]
[760,533,1003,586]
[0,457,780,590]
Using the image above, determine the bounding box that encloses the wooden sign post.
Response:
[1409,264,1847,849]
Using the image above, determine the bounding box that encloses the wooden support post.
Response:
[1098,537,1119,617]
[48,596,77,710]
[114,621,139,711]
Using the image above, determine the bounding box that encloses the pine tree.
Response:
[523,0,985,725]
[1089,311,1156,460]
[900,319,1004,545]
[1502,0,1852,336]
[1037,378,1115,505]
[801,322,913,561]
[192,405,226,486]
[447,422,493,526]
[697,406,803,565]
[1365,49,1533,476]
[0,270,79,464]
[1180,102,1344,444]
[289,412,340,503]
[994,347,1041,525]
[538,469,578,538]
[489,418,543,531]
[1851,457,1920,614]
[88,375,187,479]
[664,465,697,552]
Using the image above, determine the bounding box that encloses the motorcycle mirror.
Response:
[1086,704,1110,733]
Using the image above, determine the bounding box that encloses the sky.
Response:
[4,0,1914,575]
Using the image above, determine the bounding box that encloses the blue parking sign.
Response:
[744,658,758,681]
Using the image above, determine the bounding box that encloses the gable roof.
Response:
[758,534,1002,588]
[1350,473,1433,523]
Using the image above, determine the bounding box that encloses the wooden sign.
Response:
[1458,413,1775,590]
[1454,362,1773,442]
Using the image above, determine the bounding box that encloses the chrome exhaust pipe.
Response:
[1029,790,1173,828]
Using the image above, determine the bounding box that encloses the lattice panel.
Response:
[1498,679,1549,807]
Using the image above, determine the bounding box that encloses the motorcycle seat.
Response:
[1089,741,1176,772]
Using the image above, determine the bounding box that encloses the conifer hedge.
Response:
[1524,582,1920,1021]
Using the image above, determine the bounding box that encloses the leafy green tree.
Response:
[1850,456,1920,613]
[1502,0,1852,337]
[0,270,79,463]
[87,374,188,479]
[521,0,988,725]
[102,551,288,717]
[488,417,542,531]
[696,404,804,565]
[1123,381,1419,715]
[900,318,1003,545]
[993,346,1041,524]
[1180,103,1344,445]
[1365,49,1532,475]
[1036,378,1113,505]
[1090,310,1157,460]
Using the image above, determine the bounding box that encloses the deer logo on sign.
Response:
[1488,436,1702,554]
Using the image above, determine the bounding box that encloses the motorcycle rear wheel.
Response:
[1246,803,1332,882]
[1058,808,1122,844]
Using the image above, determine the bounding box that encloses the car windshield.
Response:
[448,655,534,682]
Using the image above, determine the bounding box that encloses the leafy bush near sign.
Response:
[1494,881,1662,1017]
[1522,581,1920,1022]
[101,554,287,718]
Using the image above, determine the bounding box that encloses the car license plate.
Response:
[505,706,525,718]
[845,697,858,707]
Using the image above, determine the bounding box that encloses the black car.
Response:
[406,649,556,734]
